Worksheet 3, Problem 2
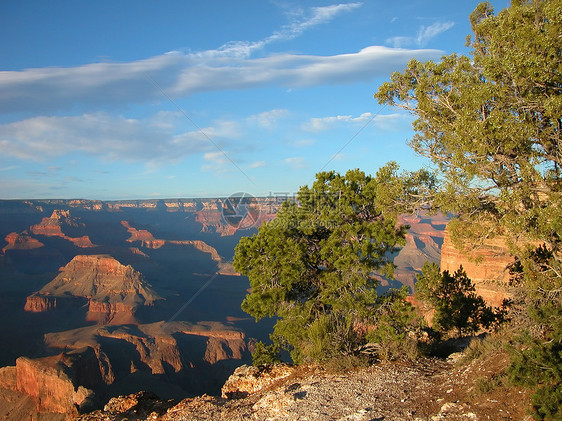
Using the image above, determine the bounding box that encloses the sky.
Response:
[0,0,507,200]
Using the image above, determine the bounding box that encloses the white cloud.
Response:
[285,156,307,169]
[386,21,454,48]
[293,138,316,147]
[0,112,242,164]
[202,151,232,173]
[385,36,413,48]
[249,160,267,168]
[302,112,404,132]
[416,21,455,46]
[247,109,289,129]
[0,47,441,115]
[199,3,362,59]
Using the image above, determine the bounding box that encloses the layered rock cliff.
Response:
[122,220,222,262]
[43,321,251,398]
[1,346,111,416]
[440,228,514,307]
[24,255,161,324]
[29,209,96,247]
[1,231,44,254]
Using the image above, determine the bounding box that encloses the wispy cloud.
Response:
[247,109,289,129]
[202,151,232,173]
[0,165,17,171]
[0,112,240,164]
[0,25,442,115]
[285,156,307,169]
[301,112,405,132]
[249,160,266,168]
[416,21,455,46]
[386,21,454,48]
[199,3,363,59]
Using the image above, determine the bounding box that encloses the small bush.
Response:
[461,335,507,363]
[324,354,370,374]
[252,341,281,367]
[416,263,508,336]
[474,373,508,395]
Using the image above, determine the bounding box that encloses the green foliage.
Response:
[365,285,423,360]
[375,0,562,254]
[323,354,370,374]
[508,330,562,420]
[251,341,281,367]
[376,1,561,416]
[507,245,562,420]
[234,165,422,363]
[416,263,507,336]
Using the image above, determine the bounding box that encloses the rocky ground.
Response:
[76,349,531,421]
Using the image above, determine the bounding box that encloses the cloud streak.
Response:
[386,21,455,48]
[302,112,406,132]
[0,108,294,165]
[0,112,237,163]
[200,2,363,58]
[0,48,441,115]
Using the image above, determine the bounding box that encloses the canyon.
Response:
[0,199,513,419]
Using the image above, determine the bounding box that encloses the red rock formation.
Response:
[2,231,44,253]
[140,239,166,249]
[24,295,57,312]
[0,366,17,390]
[122,221,222,262]
[440,228,514,307]
[68,236,96,248]
[196,210,238,236]
[44,321,249,378]
[85,301,137,325]
[25,255,161,324]
[376,212,447,292]
[121,220,156,242]
[30,210,95,248]
[14,347,108,415]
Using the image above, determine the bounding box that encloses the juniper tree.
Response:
[234,164,429,363]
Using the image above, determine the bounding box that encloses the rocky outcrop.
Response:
[440,228,514,307]
[86,301,137,325]
[24,294,87,312]
[25,294,57,312]
[25,255,161,323]
[75,352,530,421]
[44,321,251,398]
[196,209,238,236]
[221,364,293,399]
[30,209,96,247]
[121,220,156,242]
[0,366,17,390]
[376,212,447,292]
[12,347,109,415]
[2,231,44,253]
[122,220,222,262]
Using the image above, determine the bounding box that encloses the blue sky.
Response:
[0,0,507,200]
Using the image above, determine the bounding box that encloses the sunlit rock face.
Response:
[25,254,161,324]
[440,228,514,308]
[30,209,96,247]
[2,231,44,253]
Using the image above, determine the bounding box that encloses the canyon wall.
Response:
[440,229,514,307]
[13,347,108,415]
